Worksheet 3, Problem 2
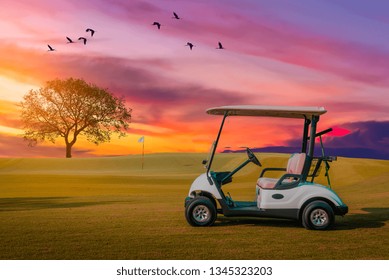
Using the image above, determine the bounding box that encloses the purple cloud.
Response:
[242,121,389,160]
[308,121,389,159]
[325,121,389,150]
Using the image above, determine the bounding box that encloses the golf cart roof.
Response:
[206,105,327,119]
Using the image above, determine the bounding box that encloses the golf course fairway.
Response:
[0,153,388,259]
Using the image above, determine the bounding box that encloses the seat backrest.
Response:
[286,153,306,175]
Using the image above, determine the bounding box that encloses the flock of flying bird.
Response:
[153,11,224,50]
[47,11,224,52]
[47,28,95,51]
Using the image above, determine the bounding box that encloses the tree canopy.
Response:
[21,78,132,158]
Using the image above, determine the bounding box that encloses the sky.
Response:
[0,0,388,158]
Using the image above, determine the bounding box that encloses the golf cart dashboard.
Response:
[210,171,233,186]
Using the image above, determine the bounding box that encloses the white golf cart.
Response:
[184,105,348,230]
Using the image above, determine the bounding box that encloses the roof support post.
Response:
[308,116,319,158]
[302,115,319,182]
[301,117,311,153]
[301,116,319,182]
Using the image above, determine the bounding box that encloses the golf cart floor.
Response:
[233,201,258,209]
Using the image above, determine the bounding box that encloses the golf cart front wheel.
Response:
[302,201,334,230]
[185,197,217,227]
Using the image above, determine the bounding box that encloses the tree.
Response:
[20,78,132,158]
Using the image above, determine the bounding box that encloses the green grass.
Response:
[0,153,388,259]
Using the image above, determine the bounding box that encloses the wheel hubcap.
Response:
[193,205,210,223]
[310,209,328,226]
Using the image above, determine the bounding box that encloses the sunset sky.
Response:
[1,0,388,158]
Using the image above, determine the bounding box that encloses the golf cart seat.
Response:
[256,153,306,190]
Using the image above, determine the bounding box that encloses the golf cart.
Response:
[184,105,348,230]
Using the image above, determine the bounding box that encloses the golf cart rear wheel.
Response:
[302,201,334,230]
[185,196,217,227]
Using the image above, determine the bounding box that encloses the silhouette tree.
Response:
[20,78,132,158]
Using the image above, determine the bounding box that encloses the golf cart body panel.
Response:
[258,184,344,210]
[188,172,223,199]
[185,105,348,229]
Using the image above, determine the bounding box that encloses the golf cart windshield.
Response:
[203,140,216,169]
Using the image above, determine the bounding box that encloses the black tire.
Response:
[185,196,217,227]
[302,201,334,230]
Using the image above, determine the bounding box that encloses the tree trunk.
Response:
[65,132,77,158]
[65,143,72,158]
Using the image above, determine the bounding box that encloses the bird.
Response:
[217,41,224,49]
[78,37,87,45]
[66,37,75,43]
[47,44,55,51]
[185,42,194,50]
[172,12,180,19]
[86,28,95,37]
[152,22,161,29]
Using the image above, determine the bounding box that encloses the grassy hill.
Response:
[0,153,388,259]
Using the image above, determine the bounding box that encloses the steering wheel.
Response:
[246,148,262,166]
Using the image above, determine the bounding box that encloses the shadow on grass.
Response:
[215,208,389,230]
[335,208,389,230]
[215,216,301,228]
[0,197,125,212]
